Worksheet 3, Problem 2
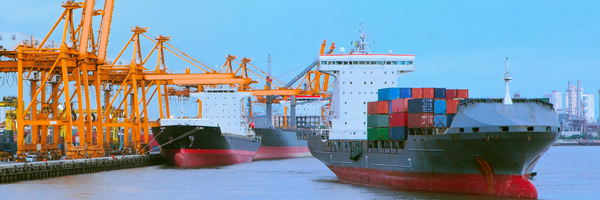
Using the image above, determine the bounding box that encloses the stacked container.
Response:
[369,87,469,138]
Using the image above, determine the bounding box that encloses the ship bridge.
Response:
[319,53,416,140]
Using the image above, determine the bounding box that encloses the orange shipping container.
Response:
[411,88,423,98]
[422,88,435,98]
[457,89,469,98]
[377,101,390,114]
[367,102,378,114]
[446,99,460,114]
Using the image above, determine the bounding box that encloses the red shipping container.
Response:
[446,99,459,114]
[367,102,378,114]
[422,88,435,98]
[446,89,458,99]
[408,113,434,128]
[389,112,408,127]
[411,88,423,98]
[457,89,469,98]
[377,101,390,114]
[391,99,410,113]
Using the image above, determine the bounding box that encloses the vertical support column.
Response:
[80,62,94,146]
[31,79,39,145]
[140,79,149,148]
[60,48,74,152]
[74,68,87,149]
[163,84,170,118]
[94,71,104,148]
[40,71,48,146]
[132,71,141,151]
[51,83,59,145]
[156,81,164,118]
[123,86,129,148]
[17,46,24,149]
[104,88,111,145]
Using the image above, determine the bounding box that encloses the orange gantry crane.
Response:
[0,0,252,161]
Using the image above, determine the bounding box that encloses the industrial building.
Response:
[554,80,598,138]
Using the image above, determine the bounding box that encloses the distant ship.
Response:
[252,96,328,159]
[152,85,261,167]
[307,29,559,198]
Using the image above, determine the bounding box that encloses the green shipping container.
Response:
[367,114,389,128]
[367,128,379,140]
[378,128,390,140]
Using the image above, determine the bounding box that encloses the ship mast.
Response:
[503,57,513,105]
[355,22,372,54]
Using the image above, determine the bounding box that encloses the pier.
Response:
[0,154,166,184]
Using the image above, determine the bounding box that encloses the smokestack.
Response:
[577,80,582,118]
[567,81,573,118]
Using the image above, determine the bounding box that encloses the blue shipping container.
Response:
[447,114,456,127]
[378,88,400,101]
[400,88,412,98]
[434,99,447,114]
[407,98,434,113]
[389,127,408,141]
[434,115,447,127]
[434,88,446,99]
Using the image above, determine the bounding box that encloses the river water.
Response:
[0,146,598,200]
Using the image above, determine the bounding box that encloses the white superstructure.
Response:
[318,30,415,140]
[280,96,329,116]
[160,85,254,136]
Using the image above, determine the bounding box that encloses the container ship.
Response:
[251,96,327,159]
[307,30,559,198]
[152,85,261,167]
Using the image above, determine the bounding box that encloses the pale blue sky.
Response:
[1,0,599,119]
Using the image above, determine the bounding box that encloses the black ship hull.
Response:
[253,128,312,160]
[308,130,558,199]
[151,125,261,167]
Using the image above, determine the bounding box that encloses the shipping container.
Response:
[422,88,435,98]
[434,115,447,127]
[411,88,423,98]
[367,101,378,114]
[407,98,434,113]
[400,88,412,98]
[446,89,458,99]
[367,128,378,141]
[407,113,434,128]
[434,88,446,99]
[447,114,456,127]
[367,114,389,128]
[377,101,390,114]
[377,128,390,140]
[446,99,459,114]
[433,99,447,114]
[378,88,400,101]
[390,99,409,113]
[390,127,408,141]
[457,89,469,98]
[389,112,408,127]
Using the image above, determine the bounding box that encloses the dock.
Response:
[0,154,166,184]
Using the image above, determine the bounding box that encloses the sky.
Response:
[1,0,599,119]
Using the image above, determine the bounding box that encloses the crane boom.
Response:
[97,0,115,64]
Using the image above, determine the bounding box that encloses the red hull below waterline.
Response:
[328,165,537,199]
[164,149,257,167]
[253,146,311,160]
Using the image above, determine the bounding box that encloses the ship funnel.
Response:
[503,57,513,105]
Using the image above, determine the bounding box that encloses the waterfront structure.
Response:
[544,90,562,111]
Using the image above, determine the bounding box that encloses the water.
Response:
[0,146,598,200]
